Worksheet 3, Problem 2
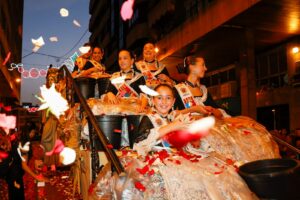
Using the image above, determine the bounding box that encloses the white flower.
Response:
[37,84,69,118]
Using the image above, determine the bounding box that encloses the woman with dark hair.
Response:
[0,127,48,200]
[104,49,148,110]
[135,42,175,88]
[72,45,106,78]
[174,56,229,118]
[133,84,180,148]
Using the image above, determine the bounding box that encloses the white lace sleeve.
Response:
[218,108,231,118]
[133,127,160,156]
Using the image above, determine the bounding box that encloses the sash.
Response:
[175,83,197,108]
[110,72,141,98]
[89,60,105,71]
[147,112,170,148]
[136,61,165,80]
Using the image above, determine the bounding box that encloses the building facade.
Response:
[0,0,23,104]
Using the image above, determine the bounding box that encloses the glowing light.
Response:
[154,47,159,53]
[39,69,47,77]
[60,8,69,17]
[292,47,299,54]
[37,84,69,118]
[139,85,159,96]
[29,68,39,78]
[15,78,21,83]
[120,0,135,21]
[0,114,16,134]
[2,52,11,65]
[79,46,91,54]
[59,147,76,165]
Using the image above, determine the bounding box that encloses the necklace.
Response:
[185,80,199,88]
[145,60,155,64]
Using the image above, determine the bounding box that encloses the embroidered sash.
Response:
[111,72,141,98]
[136,61,166,88]
[147,112,170,148]
[175,83,197,108]
[89,60,105,71]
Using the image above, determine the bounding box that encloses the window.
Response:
[256,45,287,88]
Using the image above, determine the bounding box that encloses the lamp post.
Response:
[272,109,276,130]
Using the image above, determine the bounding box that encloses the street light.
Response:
[272,109,276,130]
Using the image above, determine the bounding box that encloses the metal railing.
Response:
[271,133,300,158]
[60,65,124,175]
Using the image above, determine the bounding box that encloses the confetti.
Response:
[49,36,58,42]
[111,76,126,84]
[139,85,159,96]
[37,84,69,118]
[188,116,215,134]
[60,8,69,17]
[79,46,91,54]
[134,181,146,192]
[120,0,135,21]
[73,19,81,27]
[31,36,45,52]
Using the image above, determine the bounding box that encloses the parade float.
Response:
[29,65,299,200]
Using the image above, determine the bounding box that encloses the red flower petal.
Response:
[243,130,251,135]
[148,157,157,165]
[10,134,16,141]
[144,155,150,162]
[88,183,96,194]
[135,181,146,192]
[158,150,169,162]
[226,159,234,165]
[122,150,128,156]
[106,144,113,149]
[114,129,122,133]
[148,169,155,176]
[214,171,223,175]
[136,165,149,175]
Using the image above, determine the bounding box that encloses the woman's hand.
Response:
[157,74,174,85]
[205,106,223,119]
[158,120,188,138]
[35,174,50,182]
[105,92,120,104]
[191,105,209,115]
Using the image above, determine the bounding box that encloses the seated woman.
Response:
[135,42,175,88]
[72,45,106,78]
[104,49,148,111]
[173,56,280,162]
[174,56,229,119]
[133,84,186,152]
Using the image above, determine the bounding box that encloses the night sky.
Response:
[21,0,90,105]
